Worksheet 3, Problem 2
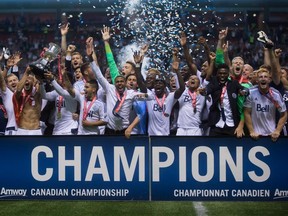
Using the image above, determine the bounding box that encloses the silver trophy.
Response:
[29,43,61,79]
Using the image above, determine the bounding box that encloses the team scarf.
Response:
[259,88,280,110]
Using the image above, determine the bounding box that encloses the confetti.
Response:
[106,0,222,73]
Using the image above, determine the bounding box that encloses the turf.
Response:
[0,201,196,216]
[204,201,288,216]
[0,201,288,216]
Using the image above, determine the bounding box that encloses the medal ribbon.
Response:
[155,94,166,115]
[57,96,63,114]
[83,96,97,120]
[114,91,127,113]
[188,90,197,110]
[19,90,32,115]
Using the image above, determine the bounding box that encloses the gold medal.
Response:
[57,112,62,119]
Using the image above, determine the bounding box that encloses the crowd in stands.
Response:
[0,11,288,141]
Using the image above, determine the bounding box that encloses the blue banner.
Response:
[0,136,288,201]
[0,136,149,200]
[151,136,288,201]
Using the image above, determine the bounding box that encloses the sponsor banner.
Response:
[151,136,288,201]
[0,136,149,200]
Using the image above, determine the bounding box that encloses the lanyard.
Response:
[188,90,197,113]
[114,91,127,113]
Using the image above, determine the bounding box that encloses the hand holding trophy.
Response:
[29,43,61,80]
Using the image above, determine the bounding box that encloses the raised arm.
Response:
[0,69,6,92]
[64,44,76,74]
[266,46,281,85]
[15,67,30,99]
[173,60,185,99]
[133,50,147,93]
[198,36,211,64]
[258,31,281,85]
[101,25,119,83]
[179,31,198,75]
[215,27,229,67]
[60,23,69,53]
[205,52,216,81]
[44,69,75,99]
[86,37,98,64]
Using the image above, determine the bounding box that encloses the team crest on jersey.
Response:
[232,93,237,99]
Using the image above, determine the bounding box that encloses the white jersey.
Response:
[90,62,143,131]
[73,79,106,134]
[177,88,206,129]
[49,80,78,113]
[244,86,287,136]
[146,89,176,135]
[197,70,209,88]
[42,89,78,135]
[0,88,17,131]
[73,79,105,103]
[74,90,106,135]
[73,80,85,94]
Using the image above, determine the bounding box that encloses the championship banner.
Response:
[0,136,287,201]
[150,136,288,201]
[0,136,149,200]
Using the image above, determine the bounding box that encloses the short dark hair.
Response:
[114,75,125,83]
[125,73,137,82]
[126,61,136,71]
[216,63,230,71]
[87,79,99,91]
[80,62,90,75]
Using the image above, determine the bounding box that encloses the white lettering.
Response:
[179,147,186,182]
[31,146,53,181]
[0,188,27,197]
[85,147,110,181]
[248,146,270,182]
[114,146,145,182]
[219,147,243,182]
[191,147,214,182]
[59,146,81,181]
[152,147,174,182]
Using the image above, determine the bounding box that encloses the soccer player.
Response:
[244,69,287,142]
[13,67,43,135]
